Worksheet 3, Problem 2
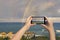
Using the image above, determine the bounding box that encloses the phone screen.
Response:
[31,16,45,24]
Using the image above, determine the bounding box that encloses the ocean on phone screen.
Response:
[0,22,60,36]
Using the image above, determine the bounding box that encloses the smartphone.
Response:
[31,16,46,24]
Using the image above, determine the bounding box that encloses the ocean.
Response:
[0,22,60,36]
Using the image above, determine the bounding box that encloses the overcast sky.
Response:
[0,0,60,22]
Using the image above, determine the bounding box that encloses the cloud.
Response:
[57,9,60,13]
[0,18,24,22]
[49,17,60,22]
[0,0,60,22]
[22,2,56,18]
[39,2,55,11]
[23,0,33,18]
[0,0,28,18]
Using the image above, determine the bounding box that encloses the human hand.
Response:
[41,16,54,32]
[10,16,35,40]
[25,16,35,28]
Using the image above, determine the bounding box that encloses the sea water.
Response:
[0,22,60,36]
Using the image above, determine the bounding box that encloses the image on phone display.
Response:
[31,16,46,24]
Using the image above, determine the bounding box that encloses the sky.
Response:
[0,0,60,22]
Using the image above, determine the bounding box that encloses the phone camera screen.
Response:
[31,16,44,24]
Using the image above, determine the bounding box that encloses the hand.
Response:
[25,16,35,28]
[41,16,54,32]
[10,16,35,40]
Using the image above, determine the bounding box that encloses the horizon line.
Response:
[0,17,60,22]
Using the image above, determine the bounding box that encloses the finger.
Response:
[26,16,32,21]
[29,18,32,23]
[26,16,32,23]
[44,16,48,20]
[28,16,32,20]
[41,24,48,29]
[29,16,33,22]
[44,16,50,24]
[31,24,36,26]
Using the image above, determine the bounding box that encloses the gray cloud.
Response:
[0,0,60,20]
[0,0,29,18]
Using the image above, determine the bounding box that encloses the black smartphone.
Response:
[31,16,46,24]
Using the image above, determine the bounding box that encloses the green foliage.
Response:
[35,36,48,40]
[21,36,60,40]
[56,36,60,40]
[0,37,4,40]
[21,36,27,40]
[0,36,60,40]
[3,37,10,40]
[0,37,10,40]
